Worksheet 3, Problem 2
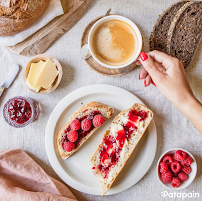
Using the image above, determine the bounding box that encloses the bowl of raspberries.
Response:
[157,148,197,190]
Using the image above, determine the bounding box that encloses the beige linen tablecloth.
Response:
[0,0,202,201]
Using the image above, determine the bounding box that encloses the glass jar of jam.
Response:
[3,96,39,128]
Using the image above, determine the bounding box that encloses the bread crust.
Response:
[167,1,202,68]
[150,1,190,53]
[0,0,50,36]
[90,103,153,196]
[57,101,114,160]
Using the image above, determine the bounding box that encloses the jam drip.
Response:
[94,109,148,178]
[8,98,32,124]
[62,110,101,148]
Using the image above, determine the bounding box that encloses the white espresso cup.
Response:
[81,15,142,69]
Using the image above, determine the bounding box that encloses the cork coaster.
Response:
[81,15,137,76]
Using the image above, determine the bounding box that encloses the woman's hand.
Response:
[137,50,202,134]
[137,51,194,109]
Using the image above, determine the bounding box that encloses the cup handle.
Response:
[81,44,91,60]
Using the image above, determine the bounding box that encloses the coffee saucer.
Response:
[81,14,137,77]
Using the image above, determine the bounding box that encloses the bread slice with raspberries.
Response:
[90,103,153,196]
[57,102,114,160]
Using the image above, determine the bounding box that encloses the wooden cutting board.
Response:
[8,0,91,56]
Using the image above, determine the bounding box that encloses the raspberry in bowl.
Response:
[157,148,197,190]
[3,96,39,128]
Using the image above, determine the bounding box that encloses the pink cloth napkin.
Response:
[0,149,78,201]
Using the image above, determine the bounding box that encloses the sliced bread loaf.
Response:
[150,1,190,53]
[90,103,153,196]
[57,102,114,160]
[0,0,50,36]
[167,1,202,68]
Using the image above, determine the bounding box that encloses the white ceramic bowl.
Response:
[88,15,142,69]
[157,148,197,190]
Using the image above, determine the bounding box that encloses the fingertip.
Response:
[139,52,148,61]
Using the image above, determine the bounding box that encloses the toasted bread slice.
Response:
[90,103,153,196]
[57,102,114,160]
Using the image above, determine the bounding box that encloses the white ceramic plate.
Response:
[45,84,157,195]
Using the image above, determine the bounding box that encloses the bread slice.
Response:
[149,1,190,53]
[167,1,202,68]
[57,102,114,160]
[90,103,153,196]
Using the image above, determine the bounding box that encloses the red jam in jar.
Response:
[8,98,32,124]
[3,97,39,128]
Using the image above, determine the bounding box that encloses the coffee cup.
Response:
[81,15,142,69]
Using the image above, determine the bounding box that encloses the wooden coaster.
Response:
[81,15,137,76]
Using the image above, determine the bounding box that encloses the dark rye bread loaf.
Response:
[0,0,50,36]
[167,1,202,68]
[149,1,190,54]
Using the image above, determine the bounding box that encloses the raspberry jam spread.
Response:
[7,98,32,124]
[123,121,137,140]
[98,135,118,178]
[62,110,102,150]
[3,96,39,128]
[128,109,148,122]
[93,109,148,178]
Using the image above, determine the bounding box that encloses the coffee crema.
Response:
[91,20,138,66]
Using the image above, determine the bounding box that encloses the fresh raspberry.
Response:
[70,119,81,130]
[63,141,75,152]
[174,150,187,162]
[172,154,177,162]
[81,118,92,131]
[162,155,173,165]
[182,165,191,174]
[171,161,181,173]
[178,171,188,182]
[159,162,169,174]
[67,130,78,142]
[181,156,193,166]
[161,171,172,183]
[171,177,181,188]
[93,115,104,127]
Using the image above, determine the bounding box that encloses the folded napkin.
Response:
[0,0,64,47]
[0,149,78,201]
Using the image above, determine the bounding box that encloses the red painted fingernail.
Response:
[152,82,157,87]
[139,52,148,61]
[144,80,147,87]
[139,74,141,79]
